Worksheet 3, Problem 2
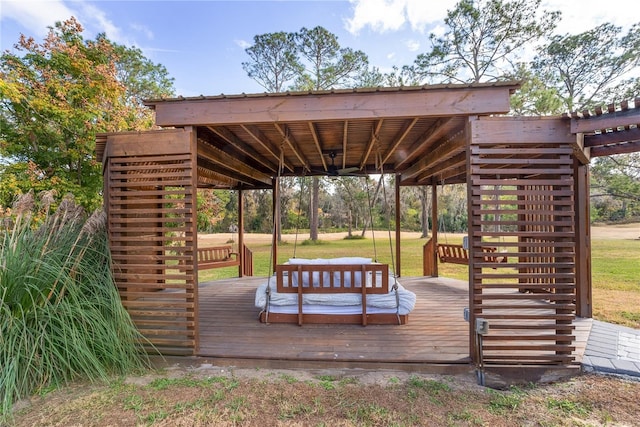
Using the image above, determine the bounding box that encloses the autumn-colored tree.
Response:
[0,18,174,210]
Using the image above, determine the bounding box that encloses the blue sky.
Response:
[1,0,637,97]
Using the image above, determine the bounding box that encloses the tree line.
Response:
[1,0,639,234]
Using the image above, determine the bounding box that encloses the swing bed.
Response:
[255,152,416,326]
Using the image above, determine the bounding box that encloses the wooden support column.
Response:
[575,160,592,317]
[238,188,245,277]
[272,177,279,272]
[465,117,477,363]
[395,173,402,277]
[431,177,439,277]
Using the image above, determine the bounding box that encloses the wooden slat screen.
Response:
[107,152,197,356]
[469,117,577,366]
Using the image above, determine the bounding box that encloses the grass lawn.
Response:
[199,230,640,328]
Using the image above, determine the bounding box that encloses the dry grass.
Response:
[11,367,640,427]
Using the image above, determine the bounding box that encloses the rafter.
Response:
[381,118,419,165]
[197,140,272,186]
[206,126,277,172]
[394,117,455,169]
[308,122,327,171]
[240,124,293,172]
[413,152,467,185]
[360,120,383,171]
[274,123,310,172]
[400,131,466,181]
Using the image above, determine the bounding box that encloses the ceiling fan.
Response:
[324,151,360,177]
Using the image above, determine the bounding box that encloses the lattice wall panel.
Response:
[469,117,577,366]
[107,153,197,355]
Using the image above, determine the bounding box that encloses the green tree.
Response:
[242,32,303,93]
[110,39,175,124]
[590,154,640,222]
[533,22,640,111]
[293,26,368,241]
[0,18,175,210]
[508,63,564,115]
[412,0,559,84]
[295,26,368,91]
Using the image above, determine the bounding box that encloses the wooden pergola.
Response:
[96,84,640,377]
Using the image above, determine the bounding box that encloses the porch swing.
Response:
[255,149,416,326]
[435,182,508,266]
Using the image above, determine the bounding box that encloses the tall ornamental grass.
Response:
[0,192,149,417]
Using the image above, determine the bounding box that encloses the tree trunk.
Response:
[361,177,383,237]
[420,185,430,238]
[347,208,353,237]
[310,176,319,241]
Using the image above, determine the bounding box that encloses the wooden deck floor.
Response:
[196,276,591,373]
[197,276,475,372]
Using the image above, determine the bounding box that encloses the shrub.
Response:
[0,192,149,418]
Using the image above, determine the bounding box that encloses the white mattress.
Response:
[255,275,416,315]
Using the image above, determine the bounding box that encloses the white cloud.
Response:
[542,0,638,34]
[130,23,154,41]
[345,0,453,35]
[405,39,420,52]
[0,0,75,36]
[235,39,251,50]
[346,0,637,37]
[78,2,127,44]
[345,0,411,34]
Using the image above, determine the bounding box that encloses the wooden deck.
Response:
[196,276,591,374]
[198,276,471,372]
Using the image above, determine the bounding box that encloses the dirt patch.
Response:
[591,223,640,240]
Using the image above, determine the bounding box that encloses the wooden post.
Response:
[575,160,592,317]
[237,187,245,277]
[395,173,401,277]
[272,177,279,273]
[431,177,439,277]
[188,127,200,355]
[465,117,476,363]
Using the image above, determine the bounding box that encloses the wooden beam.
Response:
[413,152,467,184]
[400,133,465,181]
[197,140,272,186]
[240,124,293,172]
[196,166,238,188]
[381,117,419,165]
[274,123,310,172]
[571,107,640,134]
[590,140,640,157]
[360,120,383,171]
[572,133,590,165]
[394,117,455,168]
[206,125,278,172]
[584,126,640,147]
[472,116,574,144]
[197,157,269,188]
[151,85,516,127]
[106,127,192,158]
[308,122,328,171]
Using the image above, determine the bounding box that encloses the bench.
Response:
[437,243,508,265]
[197,245,239,270]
